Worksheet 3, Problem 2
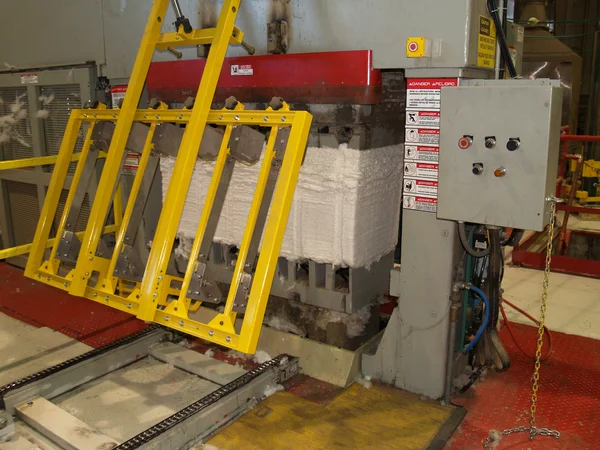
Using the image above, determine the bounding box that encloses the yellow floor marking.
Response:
[207,383,453,450]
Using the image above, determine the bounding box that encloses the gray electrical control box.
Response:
[437,79,562,231]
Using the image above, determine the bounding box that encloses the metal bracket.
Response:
[233,271,252,312]
[114,244,146,281]
[154,123,224,160]
[187,260,222,304]
[229,126,266,165]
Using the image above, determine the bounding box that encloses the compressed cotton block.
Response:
[159,144,403,268]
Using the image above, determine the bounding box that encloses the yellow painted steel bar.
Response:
[237,112,312,353]
[176,122,234,309]
[70,0,170,296]
[47,122,97,273]
[222,128,278,317]
[113,180,124,228]
[0,225,117,260]
[156,26,244,50]
[105,123,157,290]
[0,151,107,172]
[71,109,297,126]
[137,0,242,321]
[24,115,82,278]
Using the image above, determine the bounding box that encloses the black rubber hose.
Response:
[501,228,525,247]
[487,228,502,330]
[488,0,518,78]
[458,222,490,257]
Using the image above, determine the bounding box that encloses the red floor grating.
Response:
[1,261,599,449]
[0,262,146,348]
[449,321,600,449]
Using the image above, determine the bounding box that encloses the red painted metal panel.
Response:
[146,50,383,104]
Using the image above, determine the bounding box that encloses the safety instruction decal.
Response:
[20,73,38,84]
[405,145,439,162]
[477,16,497,69]
[403,195,437,213]
[110,85,127,109]
[406,79,458,110]
[231,64,253,76]
[403,78,457,213]
[122,152,139,175]
[405,128,440,145]
[404,178,438,197]
[406,110,440,128]
[404,162,438,179]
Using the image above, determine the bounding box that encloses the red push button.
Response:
[458,136,473,150]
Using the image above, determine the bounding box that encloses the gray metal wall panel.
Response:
[0,0,105,69]
[103,0,489,78]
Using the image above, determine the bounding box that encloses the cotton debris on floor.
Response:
[355,375,372,389]
[252,350,272,364]
[160,143,403,268]
[263,384,284,398]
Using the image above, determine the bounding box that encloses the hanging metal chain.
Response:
[484,197,561,450]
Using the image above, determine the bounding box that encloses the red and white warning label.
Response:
[406,110,440,128]
[403,178,438,197]
[404,162,438,179]
[406,78,458,109]
[405,128,440,145]
[231,64,253,76]
[20,73,38,84]
[404,145,439,162]
[122,152,139,175]
[403,195,438,213]
[110,85,127,109]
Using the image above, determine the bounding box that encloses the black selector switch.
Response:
[485,136,496,148]
[507,138,521,151]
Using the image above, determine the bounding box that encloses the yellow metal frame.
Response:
[22,0,312,354]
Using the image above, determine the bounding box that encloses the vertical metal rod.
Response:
[171,0,183,18]
[106,123,157,286]
[494,0,505,79]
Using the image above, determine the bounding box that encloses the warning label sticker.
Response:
[20,73,38,84]
[122,152,139,175]
[406,78,459,109]
[403,178,438,197]
[406,110,440,128]
[478,16,497,69]
[231,64,254,76]
[403,195,438,213]
[404,145,439,162]
[110,85,127,109]
[404,162,439,180]
[405,128,440,145]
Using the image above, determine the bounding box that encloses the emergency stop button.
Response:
[458,135,473,150]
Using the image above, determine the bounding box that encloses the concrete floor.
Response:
[503,265,600,340]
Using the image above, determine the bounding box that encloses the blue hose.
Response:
[463,285,490,354]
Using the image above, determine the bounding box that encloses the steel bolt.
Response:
[104,296,110,301]
[158,275,163,281]
[226,336,231,342]
[209,330,214,336]
[281,116,287,122]
[85,272,89,276]
[89,256,94,261]
[179,320,184,326]
[127,303,132,309]
[264,116,268,121]
[153,292,158,297]
[234,115,240,121]
[63,281,68,287]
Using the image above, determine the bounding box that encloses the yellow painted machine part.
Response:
[137,0,242,322]
[21,0,312,354]
[207,384,454,450]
